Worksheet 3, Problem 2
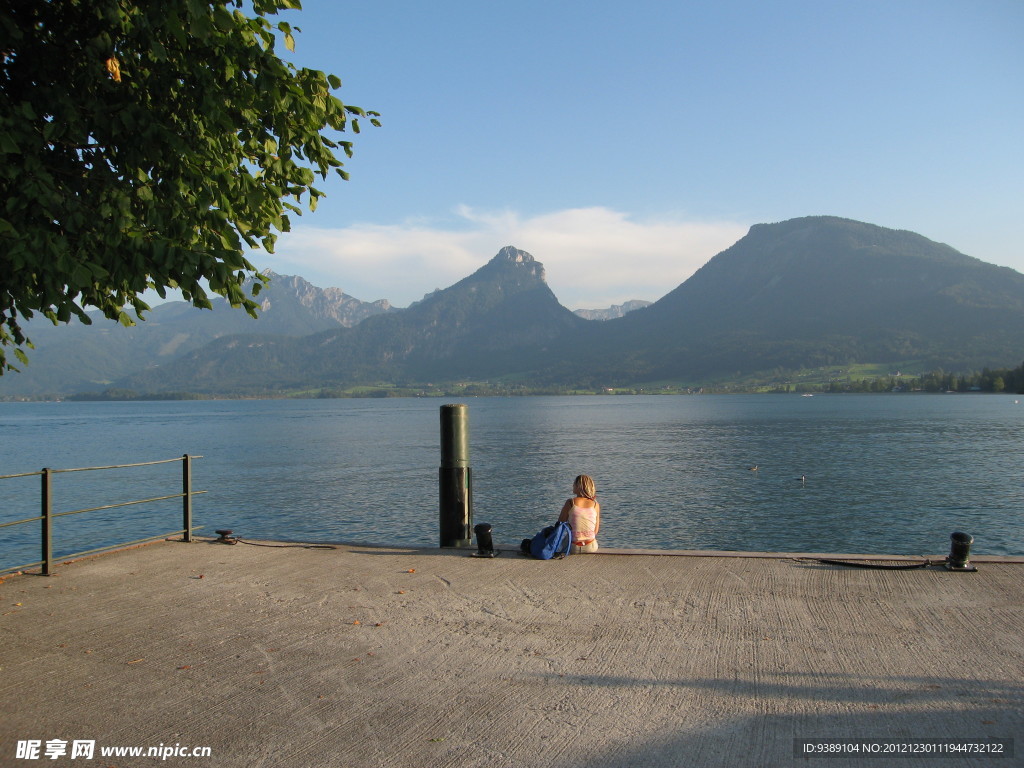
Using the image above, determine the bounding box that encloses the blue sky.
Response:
[257,0,1023,310]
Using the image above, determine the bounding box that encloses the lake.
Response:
[1,394,1022,570]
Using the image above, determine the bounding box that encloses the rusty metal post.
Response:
[182,454,193,542]
[439,404,473,547]
[41,468,52,576]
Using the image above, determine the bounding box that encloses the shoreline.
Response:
[5,388,1024,403]
[4,537,1023,579]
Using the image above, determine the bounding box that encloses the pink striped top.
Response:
[567,504,598,542]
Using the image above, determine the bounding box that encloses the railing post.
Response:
[182,454,193,543]
[41,468,52,576]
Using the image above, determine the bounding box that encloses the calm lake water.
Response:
[1,394,1022,570]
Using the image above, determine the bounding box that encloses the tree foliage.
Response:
[770,361,1024,395]
[0,0,379,371]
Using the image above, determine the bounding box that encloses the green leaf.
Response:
[0,132,18,154]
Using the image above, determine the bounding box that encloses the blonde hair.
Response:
[573,474,596,500]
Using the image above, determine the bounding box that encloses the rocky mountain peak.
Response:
[252,270,393,326]
[494,245,535,263]
[489,246,546,282]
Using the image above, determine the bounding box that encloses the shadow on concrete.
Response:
[348,545,505,559]
[562,708,1017,768]
[537,670,1023,703]
[539,671,1021,768]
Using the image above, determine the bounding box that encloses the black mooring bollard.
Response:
[472,522,498,558]
[439,404,473,547]
[946,531,977,571]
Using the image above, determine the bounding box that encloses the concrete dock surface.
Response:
[1,539,1021,767]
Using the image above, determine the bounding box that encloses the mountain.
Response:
[119,247,586,393]
[573,300,652,321]
[5,217,1024,396]
[248,271,394,328]
[583,216,1024,383]
[0,272,393,396]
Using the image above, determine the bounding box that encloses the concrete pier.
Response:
[1,541,1021,767]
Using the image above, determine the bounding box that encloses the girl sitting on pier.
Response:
[558,475,601,554]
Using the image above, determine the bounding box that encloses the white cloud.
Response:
[267,207,748,309]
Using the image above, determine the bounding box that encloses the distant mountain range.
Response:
[573,300,651,321]
[1,272,394,395]
[3,216,1023,396]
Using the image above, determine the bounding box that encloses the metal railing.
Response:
[0,454,205,576]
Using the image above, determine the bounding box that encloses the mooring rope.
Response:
[810,558,937,570]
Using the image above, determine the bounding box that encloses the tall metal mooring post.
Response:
[439,404,473,547]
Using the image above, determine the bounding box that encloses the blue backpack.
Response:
[527,521,573,560]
